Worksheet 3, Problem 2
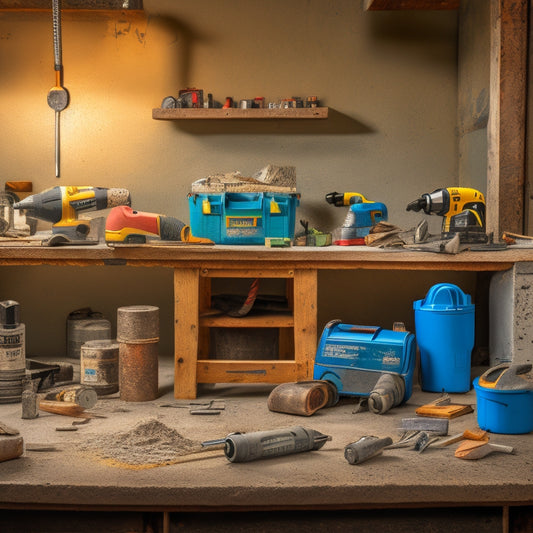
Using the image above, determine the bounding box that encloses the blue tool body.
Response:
[346,200,388,238]
[313,320,416,402]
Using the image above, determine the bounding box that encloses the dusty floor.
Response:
[0,358,532,518]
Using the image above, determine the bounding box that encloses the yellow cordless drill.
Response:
[13,186,131,245]
[406,187,487,243]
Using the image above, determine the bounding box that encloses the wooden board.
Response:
[152,107,328,120]
[487,0,528,237]
[293,270,318,380]
[174,268,200,399]
[196,360,297,384]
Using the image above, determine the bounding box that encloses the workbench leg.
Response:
[489,262,533,366]
[293,269,317,380]
[174,268,200,399]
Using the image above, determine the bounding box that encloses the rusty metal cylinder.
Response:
[80,340,119,396]
[117,305,159,402]
[119,342,158,402]
[117,305,159,343]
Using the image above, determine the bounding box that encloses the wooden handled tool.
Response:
[455,439,514,460]
[39,400,86,417]
[44,385,97,409]
[434,428,488,448]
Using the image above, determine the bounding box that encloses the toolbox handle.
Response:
[336,323,382,340]
[346,326,380,334]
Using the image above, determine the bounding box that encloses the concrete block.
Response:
[489,262,533,366]
[21,390,39,419]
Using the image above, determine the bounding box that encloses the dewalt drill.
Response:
[13,186,131,246]
[406,187,487,243]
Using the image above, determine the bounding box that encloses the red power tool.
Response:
[105,205,212,245]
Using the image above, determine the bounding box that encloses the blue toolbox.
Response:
[188,192,299,245]
[313,320,416,405]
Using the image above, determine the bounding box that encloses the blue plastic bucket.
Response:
[413,283,475,393]
[473,377,533,434]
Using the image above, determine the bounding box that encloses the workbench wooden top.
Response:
[0,243,531,271]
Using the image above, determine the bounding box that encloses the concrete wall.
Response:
[0,1,476,358]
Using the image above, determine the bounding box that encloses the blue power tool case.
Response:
[313,320,416,401]
[188,192,299,245]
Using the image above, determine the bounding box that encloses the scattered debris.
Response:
[191,165,296,194]
[25,444,59,452]
[79,418,215,469]
[159,399,225,415]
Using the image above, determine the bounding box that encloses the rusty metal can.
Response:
[117,305,159,343]
[80,340,119,396]
[119,342,158,402]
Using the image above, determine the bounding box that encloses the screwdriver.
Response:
[202,426,331,463]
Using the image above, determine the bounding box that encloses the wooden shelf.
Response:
[199,312,294,328]
[364,0,459,9]
[152,107,328,120]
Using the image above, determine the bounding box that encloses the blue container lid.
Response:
[413,283,474,311]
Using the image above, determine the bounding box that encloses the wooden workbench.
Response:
[0,243,530,398]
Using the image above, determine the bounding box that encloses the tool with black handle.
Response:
[201,426,331,463]
[47,0,69,178]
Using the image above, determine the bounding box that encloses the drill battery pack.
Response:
[313,320,416,402]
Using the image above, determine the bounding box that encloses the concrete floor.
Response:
[0,358,532,532]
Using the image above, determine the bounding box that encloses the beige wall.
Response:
[0,1,475,358]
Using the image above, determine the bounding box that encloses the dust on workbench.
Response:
[78,418,218,469]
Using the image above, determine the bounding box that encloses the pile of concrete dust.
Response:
[79,418,207,469]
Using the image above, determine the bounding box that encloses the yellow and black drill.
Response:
[406,187,487,243]
[13,186,131,246]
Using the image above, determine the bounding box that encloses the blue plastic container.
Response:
[473,377,533,434]
[188,192,299,245]
[413,283,475,393]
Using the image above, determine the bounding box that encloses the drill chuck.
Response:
[406,196,429,213]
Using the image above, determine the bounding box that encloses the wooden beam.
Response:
[364,0,459,10]
[487,0,528,237]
